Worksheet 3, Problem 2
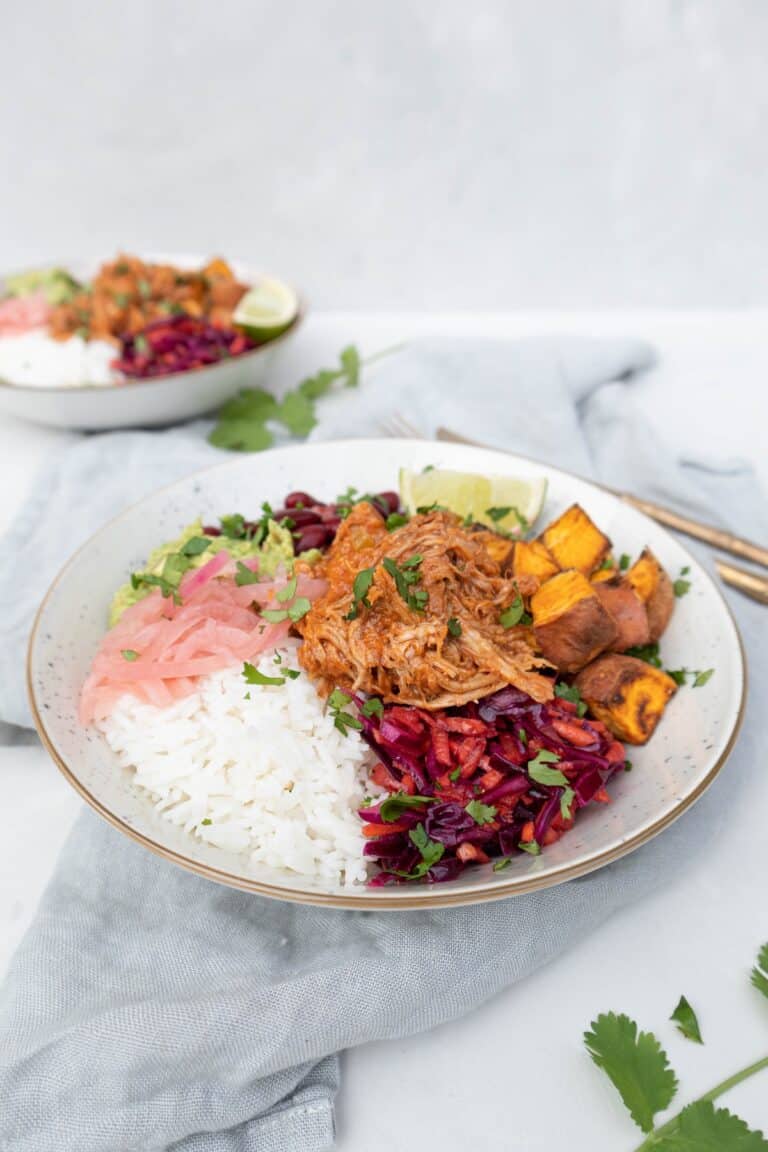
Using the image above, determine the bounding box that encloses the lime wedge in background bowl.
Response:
[399,467,547,535]
[233,277,299,340]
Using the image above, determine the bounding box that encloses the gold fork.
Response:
[381,413,768,605]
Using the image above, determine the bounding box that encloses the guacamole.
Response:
[6,266,81,306]
[109,518,295,626]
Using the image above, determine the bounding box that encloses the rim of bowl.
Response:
[26,439,749,909]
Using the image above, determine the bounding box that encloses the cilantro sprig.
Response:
[328,688,363,736]
[382,555,429,612]
[499,593,531,628]
[584,941,768,1148]
[393,822,445,879]
[208,344,402,452]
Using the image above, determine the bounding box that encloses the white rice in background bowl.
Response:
[97,641,378,887]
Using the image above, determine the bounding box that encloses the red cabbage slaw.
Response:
[356,686,628,885]
[112,314,257,379]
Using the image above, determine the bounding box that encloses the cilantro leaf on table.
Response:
[208,344,401,452]
[653,1101,768,1150]
[670,995,703,1044]
[751,942,768,1000]
[584,1012,678,1133]
[209,419,275,452]
[275,390,317,437]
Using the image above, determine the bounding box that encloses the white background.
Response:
[3,2,768,308]
[3,1,768,1146]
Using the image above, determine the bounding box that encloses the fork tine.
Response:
[381,412,424,439]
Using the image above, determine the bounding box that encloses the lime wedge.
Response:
[399,467,547,535]
[233,278,298,339]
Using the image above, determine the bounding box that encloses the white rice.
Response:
[0,331,117,387]
[97,641,377,886]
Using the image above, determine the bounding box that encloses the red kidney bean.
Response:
[278,508,322,527]
[377,491,401,513]
[294,524,334,552]
[285,491,318,509]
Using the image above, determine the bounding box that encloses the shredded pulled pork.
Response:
[296,502,554,708]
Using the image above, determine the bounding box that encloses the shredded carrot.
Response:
[593,787,611,803]
[521,820,535,843]
[362,822,407,838]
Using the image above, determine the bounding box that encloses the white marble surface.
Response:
[1,311,766,1150]
[2,2,768,309]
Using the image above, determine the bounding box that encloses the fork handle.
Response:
[612,493,768,568]
[716,559,768,604]
[435,426,768,568]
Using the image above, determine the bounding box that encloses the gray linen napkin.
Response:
[1,339,765,1152]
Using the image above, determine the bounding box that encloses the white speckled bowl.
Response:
[0,254,302,430]
[28,439,746,908]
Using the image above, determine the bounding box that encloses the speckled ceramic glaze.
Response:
[0,254,302,430]
[28,439,746,908]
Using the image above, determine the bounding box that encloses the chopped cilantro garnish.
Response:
[121,649,139,661]
[518,728,527,745]
[493,857,511,871]
[130,570,181,605]
[235,561,260,586]
[180,536,211,557]
[625,641,662,668]
[345,565,375,620]
[449,766,462,782]
[220,513,247,539]
[518,840,541,856]
[288,596,311,622]
[385,512,409,531]
[382,555,428,613]
[361,697,384,719]
[447,617,462,637]
[500,594,530,628]
[554,681,588,717]
[619,553,631,571]
[242,661,286,687]
[379,793,436,822]
[392,823,445,879]
[465,799,497,825]
[693,668,714,687]
[485,506,512,523]
[527,748,569,787]
[200,818,212,826]
[276,575,298,603]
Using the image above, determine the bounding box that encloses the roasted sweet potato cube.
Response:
[539,503,611,575]
[625,547,674,641]
[512,539,560,585]
[591,563,617,584]
[574,654,677,744]
[531,570,618,673]
[592,576,651,651]
[470,526,515,570]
